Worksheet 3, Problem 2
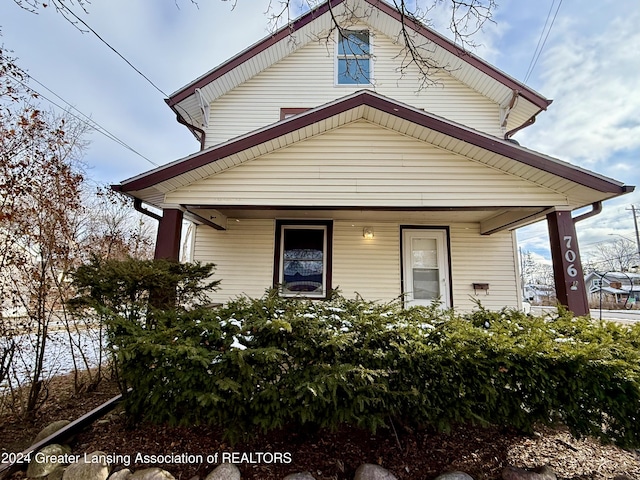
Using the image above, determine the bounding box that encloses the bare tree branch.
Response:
[447,0,496,47]
[13,0,497,89]
[1,45,155,413]
[585,238,639,272]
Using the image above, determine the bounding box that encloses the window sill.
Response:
[334,83,374,88]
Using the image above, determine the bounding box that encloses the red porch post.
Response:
[154,208,183,261]
[547,210,589,316]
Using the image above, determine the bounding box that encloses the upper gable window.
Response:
[336,29,371,85]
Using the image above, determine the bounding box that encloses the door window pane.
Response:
[412,238,437,268]
[413,268,440,300]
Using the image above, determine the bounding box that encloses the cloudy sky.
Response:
[1,0,638,263]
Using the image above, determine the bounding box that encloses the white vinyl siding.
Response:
[192,219,274,301]
[166,121,568,208]
[332,221,401,301]
[204,29,501,147]
[193,219,519,311]
[450,225,520,311]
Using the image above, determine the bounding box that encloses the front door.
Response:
[402,228,450,308]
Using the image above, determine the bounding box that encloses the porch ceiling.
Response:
[185,206,549,235]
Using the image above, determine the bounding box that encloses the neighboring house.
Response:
[523,284,556,305]
[113,0,634,315]
[585,272,640,306]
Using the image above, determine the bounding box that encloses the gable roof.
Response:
[117,90,631,201]
[586,272,640,283]
[166,0,551,135]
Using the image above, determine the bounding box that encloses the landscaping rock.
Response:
[502,466,557,480]
[108,469,132,480]
[32,421,71,446]
[354,463,398,480]
[47,467,66,480]
[129,468,175,480]
[27,444,73,478]
[283,473,316,480]
[203,463,240,480]
[62,451,110,480]
[434,472,475,480]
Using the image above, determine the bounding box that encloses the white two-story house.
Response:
[113,0,633,315]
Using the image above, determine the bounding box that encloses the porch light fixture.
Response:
[363,227,374,239]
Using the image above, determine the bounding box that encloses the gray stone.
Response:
[434,472,475,480]
[129,468,175,480]
[27,444,73,478]
[62,452,110,480]
[354,464,398,480]
[108,470,132,480]
[204,463,240,480]
[47,467,66,480]
[283,473,316,480]
[502,466,557,480]
[32,421,72,446]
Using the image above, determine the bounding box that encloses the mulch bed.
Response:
[1,372,639,480]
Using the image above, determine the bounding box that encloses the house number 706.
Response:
[563,235,578,277]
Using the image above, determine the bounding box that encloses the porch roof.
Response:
[114,90,633,233]
[597,286,628,295]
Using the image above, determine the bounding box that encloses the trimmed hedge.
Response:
[106,290,640,447]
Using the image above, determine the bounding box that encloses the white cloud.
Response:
[0,0,276,182]
[526,250,552,267]
[516,3,640,173]
[410,0,506,64]
[517,221,550,255]
[498,0,640,263]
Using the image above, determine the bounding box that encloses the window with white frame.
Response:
[274,220,332,298]
[336,29,371,85]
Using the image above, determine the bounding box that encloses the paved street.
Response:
[531,306,640,324]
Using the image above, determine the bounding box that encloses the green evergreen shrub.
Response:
[69,260,640,447]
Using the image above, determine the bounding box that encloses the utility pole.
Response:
[519,246,526,298]
[628,205,640,265]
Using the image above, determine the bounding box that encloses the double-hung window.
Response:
[274,220,333,298]
[336,29,371,85]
